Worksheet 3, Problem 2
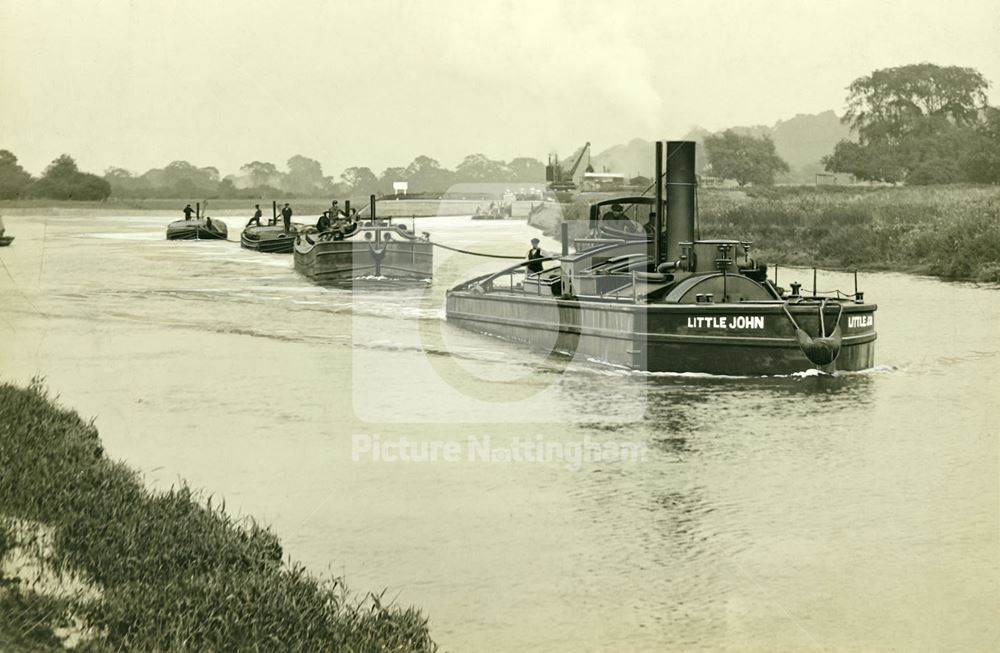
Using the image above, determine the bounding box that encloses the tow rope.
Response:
[428,241,523,260]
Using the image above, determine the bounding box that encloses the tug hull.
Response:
[446,292,876,375]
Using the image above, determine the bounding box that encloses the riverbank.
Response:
[532,185,1000,283]
[0,381,436,652]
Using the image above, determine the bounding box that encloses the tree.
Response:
[32,154,111,200]
[703,130,789,186]
[822,140,905,184]
[456,154,511,182]
[377,167,407,195]
[340,166,379,195]
[0,149,34,199]
[405,155,454,193]
[961,106,1000,183]
[507,157,545,183]
[103,166,151,198]
[845,63,989,144]
[286,155,330,195]
[826,63,992,184]
[239,161,281,188]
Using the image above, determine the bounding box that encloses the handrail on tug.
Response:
[453,257,558,294]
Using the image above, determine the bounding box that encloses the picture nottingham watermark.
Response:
[352,434,648,471]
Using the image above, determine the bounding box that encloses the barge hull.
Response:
[294,240,433,284]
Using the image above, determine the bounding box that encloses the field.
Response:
[546,185,1000,283]
[0,382,436,652]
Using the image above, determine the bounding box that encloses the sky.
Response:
[1,0,998,178]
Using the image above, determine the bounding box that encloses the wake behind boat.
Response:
[446,141,878,375]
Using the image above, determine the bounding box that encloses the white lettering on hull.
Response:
[686,316,765,329]
[847,315,874,328]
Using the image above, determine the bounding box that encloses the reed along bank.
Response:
[0,381,436,652]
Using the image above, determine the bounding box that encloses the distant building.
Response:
[392,181,409,196]
[581,172,628,192]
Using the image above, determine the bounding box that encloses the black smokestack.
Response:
[665,141,696,261]
[654,141,663,265]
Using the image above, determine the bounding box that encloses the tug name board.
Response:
[686,316,765,329]
[847,315,874,328]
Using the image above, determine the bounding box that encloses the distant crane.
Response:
[546,142,591,201]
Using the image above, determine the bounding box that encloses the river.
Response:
[1,209,997,652]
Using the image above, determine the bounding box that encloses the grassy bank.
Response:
[546,185,1000,283]
[0,381,436,652]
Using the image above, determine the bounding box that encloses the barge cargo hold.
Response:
[445,141,877,375]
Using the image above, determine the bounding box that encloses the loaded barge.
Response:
[166,202,228,240]
[445,141,877,375]
[241,202,302,253]
[294,196,432,284]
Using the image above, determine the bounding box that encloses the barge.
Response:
[294,195,432,284]
[240,203,302,253]
[166,203,227,240]
[445,141,877,375]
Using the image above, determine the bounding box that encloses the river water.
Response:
[1,210,997,652]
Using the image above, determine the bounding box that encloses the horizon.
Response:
[1,0,997,178]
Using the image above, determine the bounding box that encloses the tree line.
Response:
[0,151,547,201]
[104,153,548,200]
[3,62,998,201]
[0,152,111,200]
[697,63,999,187]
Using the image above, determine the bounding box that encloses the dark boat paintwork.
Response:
[294,222,432,284]
[166,218,228,241]
[240,224,301,253]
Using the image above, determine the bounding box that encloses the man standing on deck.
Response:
[526,237,545,275]
[182,203,195,220]
[246,204,263,227]
[281,203,293,233]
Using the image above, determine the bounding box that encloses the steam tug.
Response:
[445,141,877,375]
[294,195,432,284]
[166,202,228,240]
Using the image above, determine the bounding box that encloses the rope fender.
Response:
[781,299,844,367]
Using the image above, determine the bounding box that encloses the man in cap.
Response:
[182,203,196,220]
[316,210,332,232]
[601,202,626,223]
[281,203,293,233]
[526,237,545,275]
